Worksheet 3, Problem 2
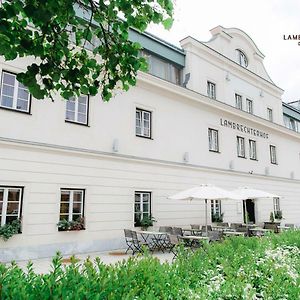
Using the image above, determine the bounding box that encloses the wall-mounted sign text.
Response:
[220,118,269,139]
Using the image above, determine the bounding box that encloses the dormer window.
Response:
[236,49,248,68]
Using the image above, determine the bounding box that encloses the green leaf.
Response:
[162,17,173,30]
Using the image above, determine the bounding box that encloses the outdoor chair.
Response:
[201,225,212,232]
[236,226,248,233]
[172,227,184,236]
[285,223,295,229]
[217,222,229,227]
[207,230,223,242]
[157,226,173,249]
[159,226,173,234]
[190,224,202,236]
[124,229,148,255]
[191,224,200,229]
[168,234,181,260]
[264,222,279,233]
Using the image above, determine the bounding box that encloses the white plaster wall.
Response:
[0,141,299,261]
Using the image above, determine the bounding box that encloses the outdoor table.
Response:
[249,228,272,236]
[212,226,228,231]
[223,231,246,237]
[180,235,209,248]
[136,230,168,252]
[182,228,202,236]
[278,226,291,232]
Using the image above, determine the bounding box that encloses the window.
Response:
[208,128,219,152]
[59,189,84,222]
[273,197,280,213]
[270,145,277,164]
[211,200,221,222]
[66,96,88,125]
[0,71,30,112]
[0,187,23,226]
[207,81,216,99]
[136,108,151,138]
[237,136,246,158]
[283,115,298,132]
[249,140,257,160]
[236,49,248,67]
[246,99,253,114]
[235,94,242,110]
[267,108,273,122]
[141,50,181,85]
[134,191,151,227]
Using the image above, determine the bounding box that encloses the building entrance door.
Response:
[243,199,255,224]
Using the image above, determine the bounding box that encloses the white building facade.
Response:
[0,26,299,261]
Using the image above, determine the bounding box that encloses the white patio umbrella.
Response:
[168,184,242,233]
[231,187,280,200]
[231,187,281,224]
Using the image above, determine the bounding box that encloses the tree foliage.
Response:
[0,0,173,101]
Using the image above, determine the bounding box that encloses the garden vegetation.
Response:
[0,231,299,299]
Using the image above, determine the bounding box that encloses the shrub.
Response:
[0,219,21,241]
[0,231,299,299]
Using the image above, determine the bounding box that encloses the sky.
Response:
[147,0,300,103]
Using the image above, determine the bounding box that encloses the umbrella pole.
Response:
[205,199,208,234]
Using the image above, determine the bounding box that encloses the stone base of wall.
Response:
[0,238,126,263]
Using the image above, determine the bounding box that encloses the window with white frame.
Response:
[208,128,219,152]
[246,99,253,114]
[235,94,243,110]
[66,96,88,125]
[0,186,23,226]
[134,191,151,227]
[211,200,222,222]
[249,140,257,160]
[236,49,248,68]
[237,136,246,158]
[267,108,273,122]
[207,81,216,99]
[270,145,277,164]
[59,189,84,222]
[0,71,30,112]
[136,108,151,138]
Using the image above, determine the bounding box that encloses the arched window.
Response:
[236,49,248,68]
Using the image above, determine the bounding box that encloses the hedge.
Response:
[0,231,299,299]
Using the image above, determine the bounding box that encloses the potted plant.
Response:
[212,213,224,223]
[274,210,283,221]
[57,217,85,231]
[140,215,156,231]
[0,219,21,241]
[263,212,280,233]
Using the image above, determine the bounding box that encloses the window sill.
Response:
[271,162,278,165]
[136,134,153,140]
[65,120,89,127]
[58,228,86,232]
[237,155,247,159]
[250,158,258,161]
[0,106,31,115]
[209,150,221,154]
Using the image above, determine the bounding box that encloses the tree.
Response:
[0,0,173,101]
